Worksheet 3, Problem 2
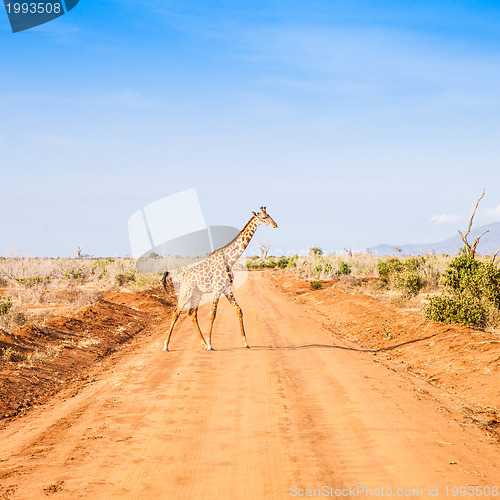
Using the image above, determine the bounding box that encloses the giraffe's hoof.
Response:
[205,345,214,351]
[163,347,169,352]
[244,344,250,349]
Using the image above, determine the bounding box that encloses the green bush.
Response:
[377,258,401,285]
[377,257,425,297]
[115,270,158,287]
[64,268,86,280]
[424,295,488,327]
[394,271,424,298]
[16,276,50,287]
[440,253,500,308]
[310,247,323,256]
[311,281,323,290]
[91,259,110,278]
[276,256,289,269]
[246,256,260,270]
[132,272,161,287]
[377,260,389,284]
[116,270,136,286]
[423,252,500,327]
[337,261,351,276]
[0,297,12,316]
[247,257,279,269]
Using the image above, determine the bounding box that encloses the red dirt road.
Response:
[0,272,498,499]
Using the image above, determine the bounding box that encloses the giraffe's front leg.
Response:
[206,294,220,350]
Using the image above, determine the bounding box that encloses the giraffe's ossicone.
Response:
[162,207,278,351]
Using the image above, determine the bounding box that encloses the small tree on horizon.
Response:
[257,241,273,259]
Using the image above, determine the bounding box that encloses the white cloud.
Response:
[430,214,461,225]
[479,204,500,223]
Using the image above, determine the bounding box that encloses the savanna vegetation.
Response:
[0,257,162,336]
[1,191,499,339]
[1,237,499,339]
[247,249,500,329]
[2,239,497,338]
[248,191,500,330]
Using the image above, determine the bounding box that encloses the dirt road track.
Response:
[0,272,498,499]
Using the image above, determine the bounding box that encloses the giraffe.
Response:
[162,207,278,351]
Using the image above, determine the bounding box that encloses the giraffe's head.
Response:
[252,207,278,228]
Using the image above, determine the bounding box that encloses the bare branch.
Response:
[470,230,489,257]
[492,248,500,264]
[458,189,486,258]
[465,188,485,239]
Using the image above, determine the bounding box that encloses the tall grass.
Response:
[0,257,162,334]
[0,257,137,284]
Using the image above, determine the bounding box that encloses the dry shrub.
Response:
[1,347,27,362]
[282,252,381,280]
[0,302,28,333]
[76,290,102,306]
[18,344,63,368]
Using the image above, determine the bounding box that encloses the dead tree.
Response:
[75,246,91,259]
[458,189,489,259]
[258,241,273,259]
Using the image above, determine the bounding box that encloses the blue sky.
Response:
[1,0,500,257]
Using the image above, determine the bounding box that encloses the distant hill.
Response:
[370,222,500,256]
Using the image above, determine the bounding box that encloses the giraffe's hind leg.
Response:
[225,290,249,348]
[163,307,181,351]
[164,287,191,351]
[188,291,207,348]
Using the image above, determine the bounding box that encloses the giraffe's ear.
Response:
[252,211,257,216]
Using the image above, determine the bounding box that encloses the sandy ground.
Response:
[271,271,500,433]
[0,287,174,420]
[0,272,499,499]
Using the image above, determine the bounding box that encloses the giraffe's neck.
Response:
[222,216,260,265]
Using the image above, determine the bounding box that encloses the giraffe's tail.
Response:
[161,271,170,293]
